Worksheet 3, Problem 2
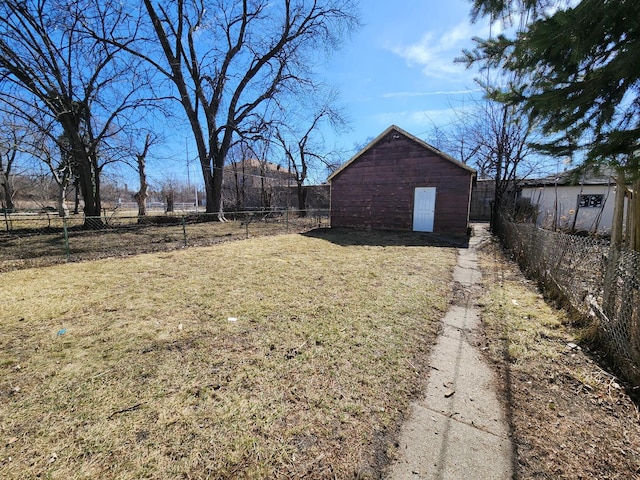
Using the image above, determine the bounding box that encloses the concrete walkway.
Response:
[386,225,513,480]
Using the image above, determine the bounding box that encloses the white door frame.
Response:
[413,187,436,232]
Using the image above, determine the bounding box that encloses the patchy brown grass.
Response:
[0,229,456,479]
[477,236,640,479]
[0,216,326,272]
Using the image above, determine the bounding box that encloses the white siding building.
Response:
[519,168,621,234]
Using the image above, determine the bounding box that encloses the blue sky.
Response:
[319,0,490,154]
[145,0,492,186]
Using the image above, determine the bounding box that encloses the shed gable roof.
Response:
[327,125,476,182]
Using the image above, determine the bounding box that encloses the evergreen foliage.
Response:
[462,0,640,175]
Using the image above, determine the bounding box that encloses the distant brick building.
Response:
[224,159,293,210]
[223,159,329,211]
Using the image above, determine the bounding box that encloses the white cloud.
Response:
[439,22,474,51]
[372,100,482,131]
[389,20,494,79]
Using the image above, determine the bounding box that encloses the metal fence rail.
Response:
[495,214,640,388]
[0,209,329,272]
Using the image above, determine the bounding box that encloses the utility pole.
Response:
[194,167,199,213]
[186,138,191,203]
[286,156,291,232]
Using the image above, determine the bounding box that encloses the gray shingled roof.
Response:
[520,166,615,187]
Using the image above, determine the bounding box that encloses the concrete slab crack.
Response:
[386,224,513,480]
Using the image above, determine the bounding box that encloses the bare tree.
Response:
[427,98,537,228]
[274,91,347,215]
[0,108,75,216]
[107,0,358,219]
[478,102,534,226]
[0,0,154,225]
[426,104,481,169]
[0,121,27,211]
[26,171,57,211]
[225,139,281,210]
[160,179,175,213]
[31,129,75,217]
[133,134,155,217]
[229,138,279,210]
[157,175,190,213]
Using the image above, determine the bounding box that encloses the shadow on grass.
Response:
[303,227,470,248]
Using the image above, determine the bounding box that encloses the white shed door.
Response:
[413,187,436,232]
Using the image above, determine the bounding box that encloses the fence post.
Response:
[602,244,620,317]
[181,214,187,247]
[63,217,70,261]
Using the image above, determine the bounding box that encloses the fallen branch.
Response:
[108,402,144,419]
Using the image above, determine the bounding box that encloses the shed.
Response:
[328,125,476,235]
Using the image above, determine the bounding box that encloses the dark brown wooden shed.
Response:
[328,125,476,235]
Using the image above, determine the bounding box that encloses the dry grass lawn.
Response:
[0,216,326,272]
[477,237,640,479]
[0,229,457,479]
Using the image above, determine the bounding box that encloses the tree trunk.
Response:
[77,161,98,216]
[135,146,149,217]
[92,153,102,214]
[631,177,640,252]
[570,178,585,233]
[203,168,216,215]
[232,163,245,210]
[56,178,70,218]
[0,172,15,211]
[296,182,307,217]
[260,175,273,209]
[74,178,80,214]
[0,152,16,211]
[166,192,174,213]
[135,190,147,217]
[604,172,628,315]
[69,144,102,227]
[210,152,225,220]
[58,105,102,225]
[611,172,627,247]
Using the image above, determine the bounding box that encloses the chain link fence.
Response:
[0,209,329,272]
[494,213,640,388]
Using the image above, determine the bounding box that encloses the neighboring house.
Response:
[327,125,476,235]
[223,159,330,211]
[519,167,619,234]
[224,158,294,209]
[225,158,293,189]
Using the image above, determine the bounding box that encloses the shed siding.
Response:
[330,134,473,234]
